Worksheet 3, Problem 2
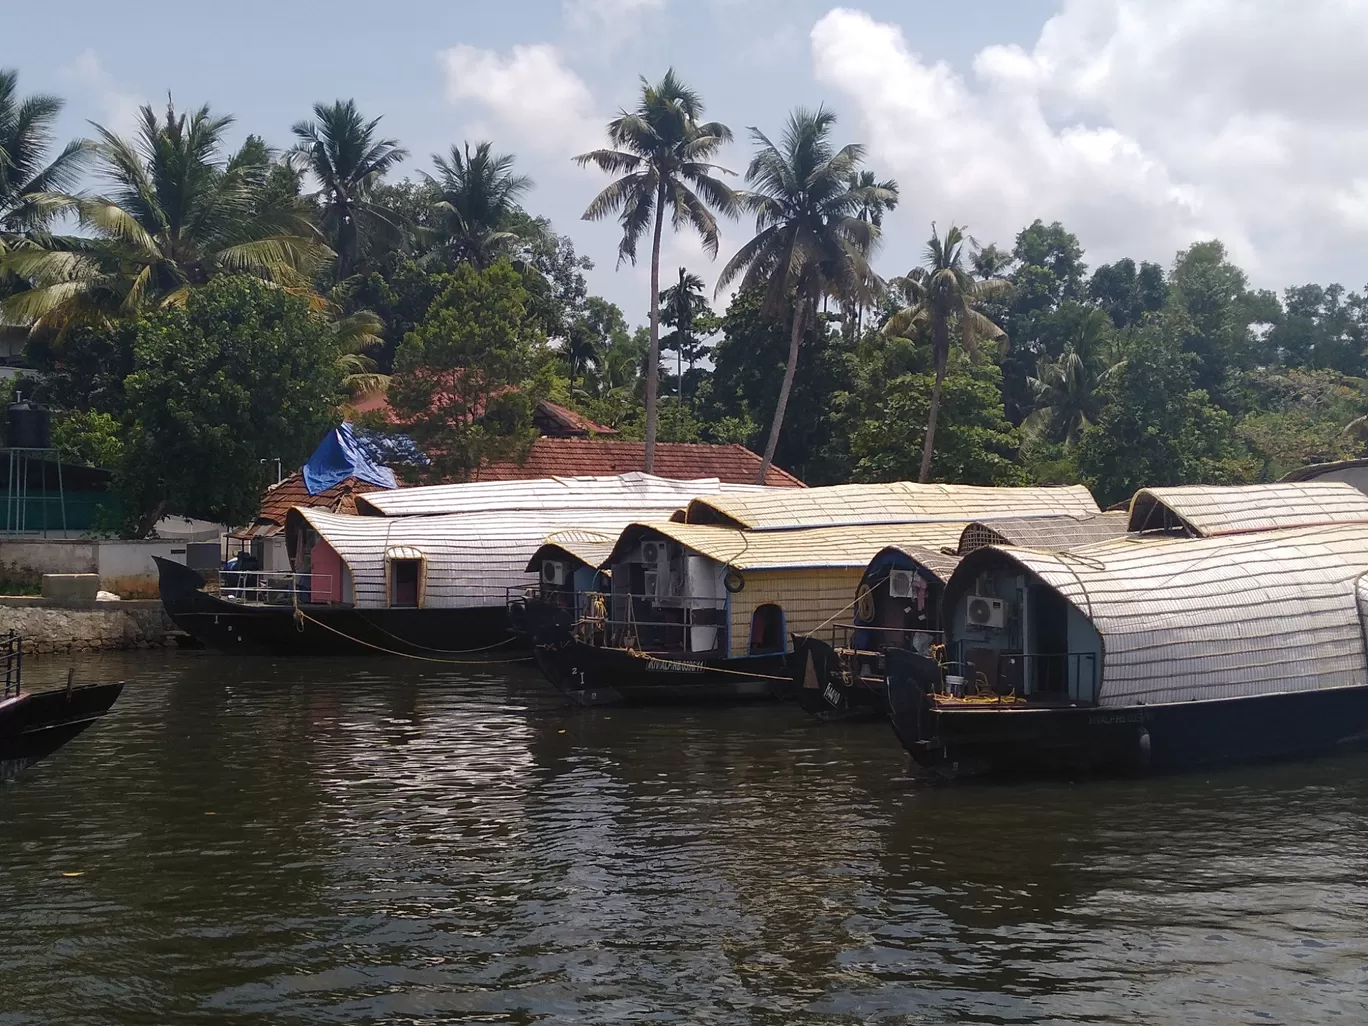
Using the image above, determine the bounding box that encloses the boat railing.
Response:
[218,571,332,606]
[2,630,21,699]
[949,647,1099,703]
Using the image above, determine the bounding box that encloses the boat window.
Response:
[750,603,785,654]
[390,559,422,608]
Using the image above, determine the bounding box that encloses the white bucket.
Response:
[945,675,966,696]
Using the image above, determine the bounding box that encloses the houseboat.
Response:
[0,634,123,778]
[885,483,1368,776]
[795,512,1129,718]
[680,482,1101,530]
[157,475,776,656]
[524,520,969,705]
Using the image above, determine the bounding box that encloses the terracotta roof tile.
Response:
[235,471,390,537]
[534,400,617,436]
[473,438,804,487]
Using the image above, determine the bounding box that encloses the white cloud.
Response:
[811,2,1368,287]
[563,0,666,50]
[438,43,603,158]
[64,50,142,138]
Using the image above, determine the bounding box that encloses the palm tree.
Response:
[291,100,406,278]
[885,223,1009,482]
[427,141,536,267]
[0,69,92,251]
[1021,350,1123,447]
[971,243,1013,281]
[2,99,330,333]
[659,267,709,406]
[718,106,891,483]
[844,169,899,337]
[575,69,735,473]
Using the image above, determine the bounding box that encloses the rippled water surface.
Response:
[1,652,1367,1025]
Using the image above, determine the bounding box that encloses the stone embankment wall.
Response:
[0,598,179,654]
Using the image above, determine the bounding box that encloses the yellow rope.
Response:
[292,605,532,665]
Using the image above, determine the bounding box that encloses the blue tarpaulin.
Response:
[302,423,398,495]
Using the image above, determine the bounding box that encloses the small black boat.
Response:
[0,635,123,779]
[521,597,789,706]
[154,556,520,657]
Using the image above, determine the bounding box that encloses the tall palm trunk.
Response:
[644,183,665,473]
[757,298,804,483]
[919,320,950,483]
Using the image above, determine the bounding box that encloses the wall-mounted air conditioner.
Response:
[641,541,665,565]
[965,595,1006,630]
[888,569,915,598]
[542,560,566,586]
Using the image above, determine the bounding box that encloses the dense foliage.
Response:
[0,64,1366,535]
[120,276,342,533]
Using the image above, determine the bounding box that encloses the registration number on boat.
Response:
[647,659,704,673]
[823,684,844,708]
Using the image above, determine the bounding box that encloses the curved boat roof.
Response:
[949,524,1368,707]
[682,483,1100,531]
[290,506,692,609]
[524,529,620,573]
[1126,482,1368,536]
[861,544,964,584]
[606,521,967,573]
[354,472,771,517]
[958,512,1130,554]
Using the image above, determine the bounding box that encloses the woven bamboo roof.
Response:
[863,544,964,584]
[1126,482,1368,537]
[951,524,1368,707]
[683,482,1100,531]
[606,521,968,572]
[524,529,620,572]
[958,512,1130,554]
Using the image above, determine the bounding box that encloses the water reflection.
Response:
[0,652,1365,1025]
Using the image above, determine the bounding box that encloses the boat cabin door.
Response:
[1030,583,1070,695]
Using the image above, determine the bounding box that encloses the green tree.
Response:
[659,267,711,406]
[719,106,888,482]
[848,356,1024,486]
[428,142,538,268]
[120,276,343,534]
[1074,315,1255,507]
[1020,309,1122,446]
[575,69,735,473]
[1088,257,1167,329]
[884,223,1008,482]
[704,285,853,483]
[290,99,407,278]
[0,69,92,251]
[389,261,552,481]
[3,99,330,333]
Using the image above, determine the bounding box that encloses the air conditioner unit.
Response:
[965,595,1006,630]
[641,541,666,565]
[541,560,566,586]
[888,569,915,599]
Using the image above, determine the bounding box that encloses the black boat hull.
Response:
[788,636,888,720]
[532,638,790,706]
[885,648,1368,776]
[0,681,124,778]
[155,556,523,657]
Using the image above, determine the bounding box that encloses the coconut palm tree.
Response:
[1021,350,1122,446]
[0,69,92,251]
[575,69,735,472]
[885,223,1010,482]
[291,100,407,278]
[718,106,891,483]
[427,141,536,267]
[659,267,709,405]
[2,99,331,333]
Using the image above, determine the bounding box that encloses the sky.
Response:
[10,0,1368,326]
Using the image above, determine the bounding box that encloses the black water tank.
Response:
[6,402,51,450]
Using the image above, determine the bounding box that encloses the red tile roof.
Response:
[350,392,618,438]
[534,400,617,436]
[472,438,805,487]
[233,471,389,537]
